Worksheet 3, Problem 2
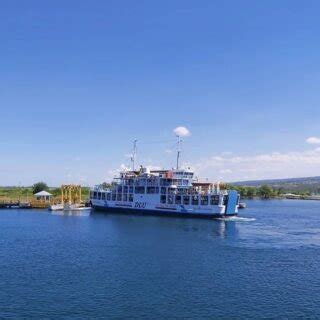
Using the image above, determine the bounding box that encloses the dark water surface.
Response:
[1,200,320,319]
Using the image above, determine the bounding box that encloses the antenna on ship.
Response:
[176,135,182,170]
[173,126,190,170]
[131,139,138,171]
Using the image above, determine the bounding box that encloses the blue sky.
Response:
[1,0,320,186]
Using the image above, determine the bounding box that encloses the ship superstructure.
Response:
[90,166,239,218]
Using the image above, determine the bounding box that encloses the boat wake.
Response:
[217,216,256,222]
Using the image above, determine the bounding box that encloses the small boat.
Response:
[19,202,31,209]
[69,207,91,211]
[239,202,247,209]
[49,203,91,212]
[63,203,91,211]
[49,204,64,211]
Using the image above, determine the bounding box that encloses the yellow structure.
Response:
[28,185,83,209]
[31,190,53,208]
[61,185,82,205]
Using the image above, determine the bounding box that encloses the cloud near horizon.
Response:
[103,135,320,183]
[185,148,320,182]
[306,137,320,144]
[105,146,320,183]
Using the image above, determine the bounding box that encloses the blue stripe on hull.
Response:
[92,205,237,219]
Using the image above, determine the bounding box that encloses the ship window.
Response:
[93,192,97,199]
[112,193,116,201]
[117,193,122,201]
[175,195,181,204]
[160,195,166,204]
[180,188,188,195]
[161,187,167,194]
[168,194,174,204]
[124,186,128,193]
[201,196,208,205]
[98,192,101,200]
[102,193,106,200]
[107,193,111,201]
[160,179,172,187]
[123,194,128,201]
[135,179,146,186]
[129,194,133,202]
[117,186,122,193]
[129,186,134,193]
[147,187,159,194]
[147,187,155,194]
[147,178,157,186]
[183,196,190,205]
[135,186,145,194]
[192,196,199,206]
[223,195,228,205]
[210,195,219,205]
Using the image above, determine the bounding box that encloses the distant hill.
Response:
[233,176,320,193]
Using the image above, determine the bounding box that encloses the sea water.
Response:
[0,199,319,319]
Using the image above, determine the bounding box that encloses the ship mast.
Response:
[131,139,138,171]
[176,135,182,170]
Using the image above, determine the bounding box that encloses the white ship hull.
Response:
[90,167,239,219]
[91,193,239,218]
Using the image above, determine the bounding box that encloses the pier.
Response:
[0,200,21,209]
[0,185,89,210]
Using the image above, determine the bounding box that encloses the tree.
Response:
[51,188,61,197]
[32,182,49,194]
[246,187,257,198]
[275,187,284,196]
[258,185,274,199]
[238,186,248,198]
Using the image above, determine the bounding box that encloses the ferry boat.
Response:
[90,167,239,218]
[90,138,239,218]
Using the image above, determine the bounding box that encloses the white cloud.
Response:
[306,137,320,144]
[173,126,191,137]
[107,164,130,177]
[193,148,320,182]
[219,169,232,174]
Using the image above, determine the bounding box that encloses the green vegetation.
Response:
[0,179,315,202]
[32,182,49,194]
[233,176,320,194]
[226,184,312,199]
[50,188,61,197]
[0,185,90,201]
[81,187,90,200]
[0,187,33,200]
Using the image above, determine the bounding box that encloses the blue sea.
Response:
[1,200,320,319]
